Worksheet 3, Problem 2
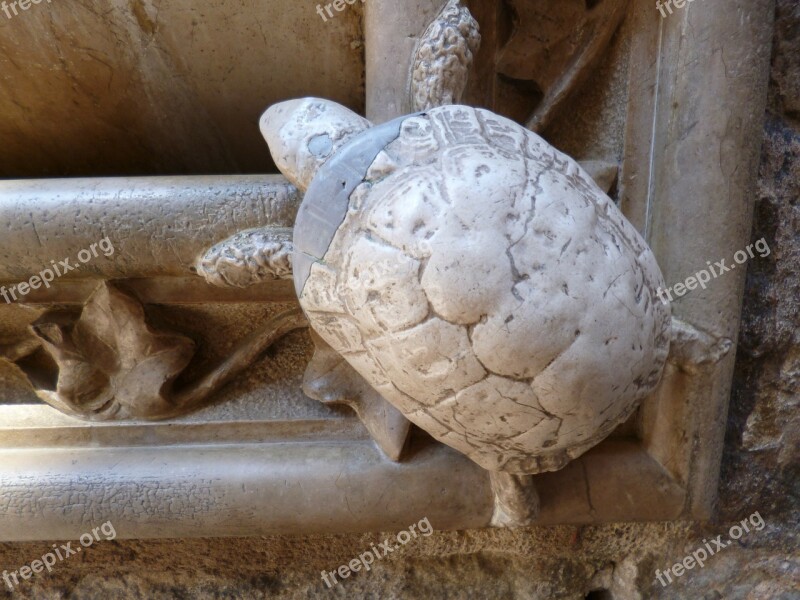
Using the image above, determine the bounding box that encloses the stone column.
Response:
[620,0,776,518]
[364,0,448,122]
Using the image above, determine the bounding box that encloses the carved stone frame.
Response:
[0,0,774,540]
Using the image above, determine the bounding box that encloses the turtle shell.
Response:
[295,106,670,474]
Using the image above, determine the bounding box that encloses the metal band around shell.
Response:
[292,113,422,298]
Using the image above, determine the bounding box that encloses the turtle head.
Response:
[260,98,372,192]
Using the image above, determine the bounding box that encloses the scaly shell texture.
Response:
[298,106,670,474]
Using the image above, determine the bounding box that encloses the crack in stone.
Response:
[580,459,596,515]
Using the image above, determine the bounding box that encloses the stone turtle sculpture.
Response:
[262,98,671,474]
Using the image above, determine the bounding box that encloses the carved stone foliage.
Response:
[23,283,195,420]
[410,0,481,111]
[261,98,671,475]
[12,282,306,421]
[493,0,627,130]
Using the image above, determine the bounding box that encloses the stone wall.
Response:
[0,0,364,177]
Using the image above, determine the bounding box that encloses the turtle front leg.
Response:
[197,227,413,461]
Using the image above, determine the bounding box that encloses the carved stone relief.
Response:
[0,0,773,542]
[260,98,671,475]
[410,0,481,111]
[11,282,306,421]
[500,0,627,132]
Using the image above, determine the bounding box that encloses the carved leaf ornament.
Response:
[27,283,194,420]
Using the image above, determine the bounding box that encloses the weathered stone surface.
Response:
[0,0,365,178]
[0,176,302,282]
[0,2,797,599]
[718,61,800,527]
